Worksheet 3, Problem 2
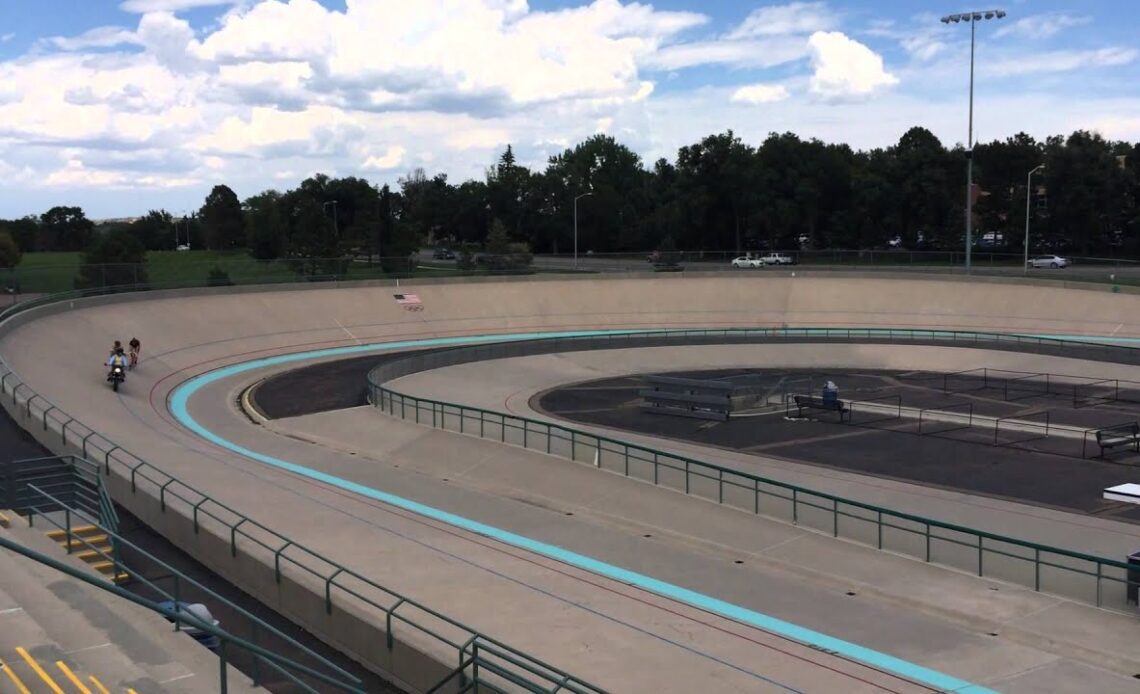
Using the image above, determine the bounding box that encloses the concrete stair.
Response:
[44,525,129,585]
[0,515,259,693]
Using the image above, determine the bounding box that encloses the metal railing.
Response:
[366,329,1140,614]
[0,529,368,694]
[15,477,364,693]
[0,398,606,691]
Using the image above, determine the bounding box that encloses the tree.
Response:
[244,190,287,260]
[75,229,148,290]
[0,231,21,268]
[129,210,176,251]
[40,206,94,251]
[0,217,40,253]
[199,184,245,250]
[282,193,340,276]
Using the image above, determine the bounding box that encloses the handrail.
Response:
[20,480,361,690]
[0,300,610,693]
[0,530,364,693]
[365,327,1140,611]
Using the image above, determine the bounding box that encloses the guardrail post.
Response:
[1034,548,1040,591]
[570,431,576,460]
[1095,563,1102,607]
[325,568,345,614]
[877,511,883,549]
[792,488,798,524]
[385,598,406,651]
[230,518,247,557]
[192,498,207,534]
[684,461,690,494]
[64,508,72,554]
[159,479,175,512]
[977,536,983,576]
[832,499,838,537]
[925,523,931,562]
[219,639,229,694]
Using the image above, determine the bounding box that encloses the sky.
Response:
[0,0,1137,219]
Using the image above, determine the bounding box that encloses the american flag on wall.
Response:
[393,293,421,305]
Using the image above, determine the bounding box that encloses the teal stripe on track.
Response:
[169,327,1043,694]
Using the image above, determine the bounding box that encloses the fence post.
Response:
[977,535,983,576]
[1034,548,1040,591]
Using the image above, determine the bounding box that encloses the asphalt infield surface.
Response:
[535,368,1140,523]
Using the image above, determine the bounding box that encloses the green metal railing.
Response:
[0,381,606,688]
[365,328,1140,614]
[6,457,365,692]
[0,529,367,694]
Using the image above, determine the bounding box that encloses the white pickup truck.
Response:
[759,253,795,265]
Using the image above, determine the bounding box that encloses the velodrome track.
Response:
[3,272,1140,693]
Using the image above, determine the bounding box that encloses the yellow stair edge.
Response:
[0,511,10,529]
[62,534,109,549]
[46,525,98,540]
[74,549,111,563]
[1,656,32,694]
[16,647,64,694]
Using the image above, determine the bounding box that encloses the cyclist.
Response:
[128,337,141,369]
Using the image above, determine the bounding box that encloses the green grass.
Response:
[3,250,536,294]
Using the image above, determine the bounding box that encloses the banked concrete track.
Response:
[3,273,1140,693]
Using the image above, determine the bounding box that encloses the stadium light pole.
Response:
[941,9,1006,273]
[573,191,593,270]
[1023,164,1044,275]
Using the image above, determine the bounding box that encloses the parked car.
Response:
[731,256,764,269]
[760,253,795,265]
[432,247,455,260]
[1027,254,1069,269]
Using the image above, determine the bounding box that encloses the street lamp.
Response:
[941,9,1006,273]
[322,200,339,237]
[573,191,593,270]
[1023,164,1044,274]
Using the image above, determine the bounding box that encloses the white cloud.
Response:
[994,13,1090,40]
[730,83,790,105]
[807,31,898,100]
[728,2,835,39]
[1,33,14,43]
[901,35,946,62]
[362,146,406,171]
[49,26,139,51]
[45,158,196,188]
[985,47,1138,77]
[645,37,808,71]
[119,0,237,12]
[1085,116,1140,142]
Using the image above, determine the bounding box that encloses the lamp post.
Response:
[1023,164,1044,275]
[941,9,1006,273]
[573,192,592,270]
[322,200,339,237]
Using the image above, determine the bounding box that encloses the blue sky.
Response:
[1,0,1137,219]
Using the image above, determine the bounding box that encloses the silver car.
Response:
[731,256,764,269]
[1027,255,1069,269]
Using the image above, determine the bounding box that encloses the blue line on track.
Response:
[168,327,1043,694]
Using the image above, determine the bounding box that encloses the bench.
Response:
[1095,423,1140,456]
[792,394,849,422]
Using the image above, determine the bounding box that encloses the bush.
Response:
[207,266,233,286]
